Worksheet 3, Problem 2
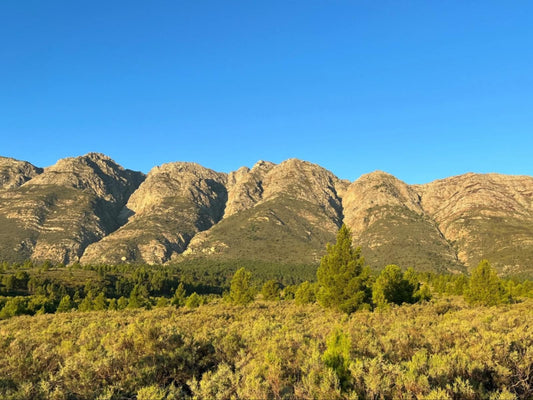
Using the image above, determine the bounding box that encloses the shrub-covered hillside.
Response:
[0,298,531,399]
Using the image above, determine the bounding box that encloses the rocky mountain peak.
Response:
[417,172,533,219]
[260,158,344,224]
[26,153,144,205]
[252,160,276,171]
[127,162,227,214]
[0,156,43,190]
[81,161,228,265]
[0,153,532,276]
[414,173,533,272]
[343,171,423,234]
[224,161,276,217]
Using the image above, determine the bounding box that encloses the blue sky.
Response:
[1,1,532,183]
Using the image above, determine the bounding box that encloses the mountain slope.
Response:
[80,162,227,264]
[0,153,144,264]
[0,156,43,190]
[183,159,345,265]
[416,173,533,276]
[342,171,464,273]
[0,154,532,276]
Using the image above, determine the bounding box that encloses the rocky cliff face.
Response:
[223,160,275,217]
[415,173,533,275]
[342,171,463,273]
[0,157,43,190]
[0,153,532,276]
[80,162,227,264]
[0,153,144,264]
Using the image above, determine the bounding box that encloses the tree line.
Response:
[0,225,531,320]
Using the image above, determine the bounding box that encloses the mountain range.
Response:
[1,153,532,277]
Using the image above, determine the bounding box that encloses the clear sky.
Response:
[1,1,532,184]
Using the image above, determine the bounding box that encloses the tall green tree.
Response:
[465,260,510,306]
[229,268,255,305]
[316,224,371,313]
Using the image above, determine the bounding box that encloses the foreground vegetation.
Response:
[0,225,532,398]
[0,298,531,399]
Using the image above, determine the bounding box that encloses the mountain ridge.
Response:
[1,153,532,276]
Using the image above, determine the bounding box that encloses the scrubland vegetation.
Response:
[0,298,531,399]
[0,226,532,399]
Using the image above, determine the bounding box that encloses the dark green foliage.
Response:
[174,258,317,288]
[185,292,202,308]
[93,292,107,310]
[261,279,281,301]
[117,296,128,309]
[372,264,418,308]
[0,297,27,319]
[128,285,146,309]
[172,282,187,307]
[78,293,94,311]
[316,225,371,313]
[56,295,73,312]
[282,284,297,300]
[229,268,255,305]
[465,259,511,306]
[108,298,118,310]
[294,281,316,305]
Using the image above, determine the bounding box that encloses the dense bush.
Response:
[0,299,531,399]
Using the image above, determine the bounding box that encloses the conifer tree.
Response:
[117,296,128,310]
[465,260,510,306]
[172,283,187,307]
[294,281,316,305]
[108,298,118,311]
[56,295,73,312]
[185,292,201,308]
[93,292,107,310]
[229,268,255,305]
[316,224,371,313]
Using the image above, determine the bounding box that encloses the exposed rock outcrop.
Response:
[342,171,463,273]
[0,156,43,190]
[184,159,345,264]
[0,153,532,276]
[224,160,275,217]
[415,173,533,274]
[0,153,144,264]
[81,162,227,264]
